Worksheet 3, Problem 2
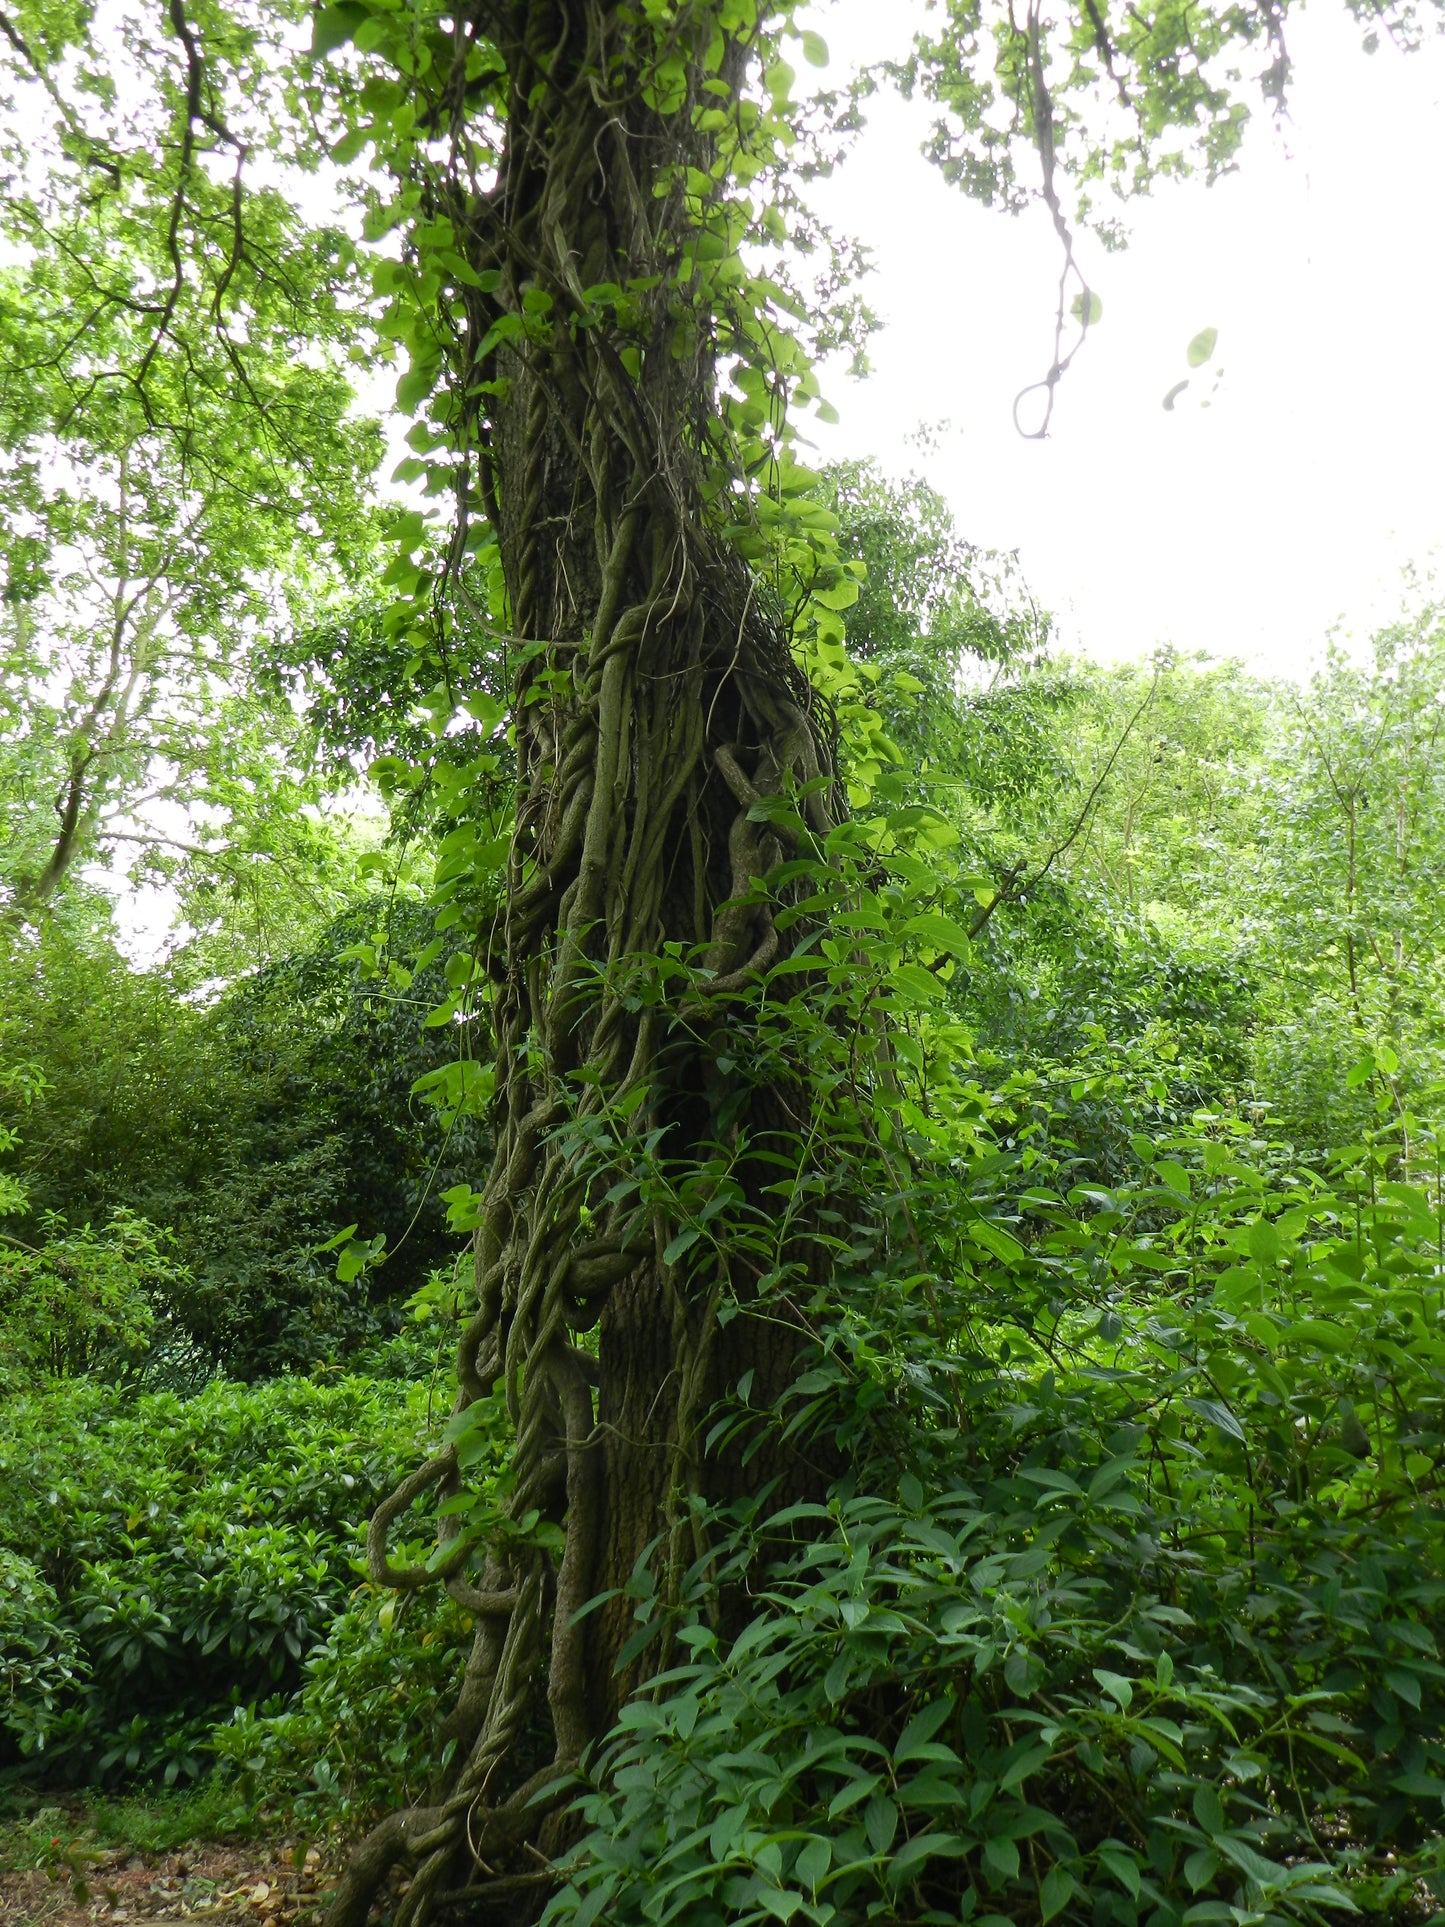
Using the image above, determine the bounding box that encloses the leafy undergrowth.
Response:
[0,1371,445,1785]
[0,1789,339,1924]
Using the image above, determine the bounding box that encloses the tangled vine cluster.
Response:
[329,5,845,1920]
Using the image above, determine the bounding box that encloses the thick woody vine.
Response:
[318,4,882,1922]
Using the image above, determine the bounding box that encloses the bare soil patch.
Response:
[0,1805,334,1927]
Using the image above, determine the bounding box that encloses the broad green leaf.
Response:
[1384,1666,1422,1709]
[902,911,972,960]
[1192,1786,1225,1836]
[1187,326,1219,366]
[1183,1396,1247,1443]
[1099,1848,1141,1898]
[894,1698,955,1763]
[983,1836,1021,1882]
[663,1226,700,1266]
[1093,1668,1133,1709]
[1213,1835,1287,1887]
[864,1794,899,1854]
[1247,1219,1283,1262]
[1040,1867,1074,1921]
[794,1834,831,1890]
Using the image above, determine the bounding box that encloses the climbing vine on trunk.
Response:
[319,5,879,1919]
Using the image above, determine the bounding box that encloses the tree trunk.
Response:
[329,5,839,1921]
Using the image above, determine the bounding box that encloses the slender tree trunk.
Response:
[330,7,838,1921]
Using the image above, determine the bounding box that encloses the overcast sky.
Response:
[791,0,1445,675]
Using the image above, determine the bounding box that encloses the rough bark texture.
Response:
[329,4,838,1924]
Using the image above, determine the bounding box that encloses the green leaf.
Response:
[1040,1867,1074,1922]
[1070,289,1103,326]
[663,1226,701,1266]
[1192,1786,1224,1837]
[1384,1666,1423,1709]
[1184,1848,1220,1892]
[999,1745,1051,1789]
[1098,1849,1141,1899]
[864,1794,899,1854]
[1281,1317,1348,1354]
[1093,1668,1133,1709]
[764,58,796,101]
[312,5,365,55]
[757,1889,804,1922]
[891,963,947,1002]
[397,360,441,412]
[1213,1835,1286,1888]
[329,124,373,164]
[894,1698,954,1764]
[902,912,972,961]
[799,29,829,65]
[1392,1772,1445,1799]
[1288,1885,1359,1912]
[1247,1219,1283,1262]
[1186,326,1218,366]
[983,1836,1020,1882]
[828,1774,880,1818]
[890,1832,970,1880]
[1182,1396,1246,1443]
[794,1834,831,1891]
[969,1220,1026,1265]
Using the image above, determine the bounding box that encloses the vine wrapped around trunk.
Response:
[328,4,848,1920]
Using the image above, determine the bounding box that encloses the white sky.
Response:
[792,0,1445,674]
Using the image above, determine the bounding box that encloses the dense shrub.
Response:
[544,1107,1445,1927]
[0,1373,442,1784]
[0,900,477,1379]
[0,1212,185,1386]
[212,1584,470,1826]
[0,1550,85,1757]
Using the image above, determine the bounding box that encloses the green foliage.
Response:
[822,461,1048,673]
[0,1779,262,1891]
[211,1586,470,1828]
[1244,613,1445,1147]
[4,8,1445,1922]
[542,1004,1445,1926]
[0,1211,186,1386]
[0,1373,437,1782]
[0,1552,85,1760]
[956,621,1445,1159]
[0,0,380,926]
[0,897,477,1378]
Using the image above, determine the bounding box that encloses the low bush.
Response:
[0,1372,442,1785]
[211,1583,470,1827]
[0,1211,187,1388]
[544,1107,1445,1926]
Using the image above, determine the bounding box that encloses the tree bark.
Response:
[332,5,839,1921]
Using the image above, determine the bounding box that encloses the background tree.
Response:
[1246,611,1445,1148]
[0,0,380,927]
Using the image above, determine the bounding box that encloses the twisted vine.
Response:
[329,5,842,1921]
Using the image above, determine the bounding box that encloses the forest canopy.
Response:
[3,4,1445,1927]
